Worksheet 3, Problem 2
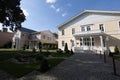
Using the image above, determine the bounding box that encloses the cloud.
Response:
[62,13,67,17]
[22,8,29,17]
[46,0,57,3]
[56,8,60,12]
[50,5,60,12]
[50,5,56,9]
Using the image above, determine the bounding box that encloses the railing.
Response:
[73,30,104,36]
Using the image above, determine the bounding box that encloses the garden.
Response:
[0,46,73,78]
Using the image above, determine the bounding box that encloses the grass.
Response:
[0,53,15,61]
[0,49,71,77]
[0,61,40,77]
[0,58,64,77]
[50,52,73,57]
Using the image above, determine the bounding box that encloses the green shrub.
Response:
[32,48,36,53]
[22,45,26,50]
[70,49,74,54]
[36,54,44,61]
[40,59,49,72]
[114,46,119,55]
[64,43,69,53]
[38,42,42,52]
[2,41,12,48]
[57,49,63,54]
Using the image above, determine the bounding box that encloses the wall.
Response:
[0,32,14,47]
[58,12,120,51]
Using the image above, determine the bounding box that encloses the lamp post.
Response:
[103,51,106,63]
[112,54,117,75]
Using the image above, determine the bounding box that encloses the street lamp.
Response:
[112,54,117,75]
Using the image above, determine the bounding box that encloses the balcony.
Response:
[73,30,104,37]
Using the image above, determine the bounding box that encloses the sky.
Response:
[1,0,120,33]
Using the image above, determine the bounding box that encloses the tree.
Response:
[64,43,69,53]
[114,46,119,55]
[70,49,74,54]
[0,0,25,31]
[38,41,42,52]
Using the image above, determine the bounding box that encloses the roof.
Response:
[57,10,120,29]
[31,30,52,34]
[19,27,36,33]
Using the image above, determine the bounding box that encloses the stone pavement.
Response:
[18,53,120,80]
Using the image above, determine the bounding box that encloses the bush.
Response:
[114,46,119,55]
[64,43,69,53]
[36,54,44,61]
[2,41,12,48]
[40,59,49,72]
[38,42,42,52]
[57,49,63,54]
[32,48,36,53]
[43,51,51,57]
[22,45,26,50]
[70,49,74,54]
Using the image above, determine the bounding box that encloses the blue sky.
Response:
[20,0,120,33]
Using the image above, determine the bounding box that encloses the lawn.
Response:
[0,62,39,77]
[0,58,64,77]
[0,49,69,77]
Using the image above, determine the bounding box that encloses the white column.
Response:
[106,36,109,55]
[74,37,76,47]
[100,36,103,51]
[90,36,92,50]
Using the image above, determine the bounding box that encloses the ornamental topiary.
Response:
[114,46,119,55]
[70,49,74,54]
[64,43,69,53]
[38,42,42,53]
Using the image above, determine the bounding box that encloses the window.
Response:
[99,24,104,31]
[81,25,91,32]
[62,30,64,35]
[87,26,91,31]
[72,28,75,34]
[92,38,94,46]
[80,38,94,46]
[81,27,85,32]
[62,41,64,46]
[80,38,83,46]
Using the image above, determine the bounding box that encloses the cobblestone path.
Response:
[18,53,120,80]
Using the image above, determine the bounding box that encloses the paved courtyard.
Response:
[18,52,120,80]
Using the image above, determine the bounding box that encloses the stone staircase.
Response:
[0,70,16,80]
